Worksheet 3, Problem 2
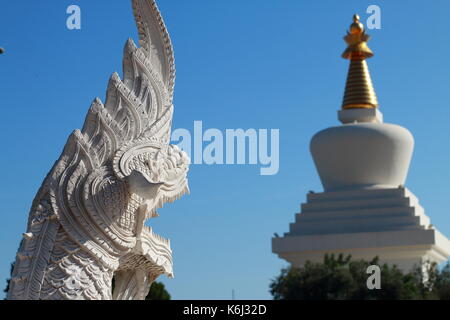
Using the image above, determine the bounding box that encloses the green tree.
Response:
[431,263,450,299]
[269,253,450,300]
[111,277,171,300]
[145,281,171,300]
[3,262,14,298]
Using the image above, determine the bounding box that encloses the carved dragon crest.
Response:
[7,0,189,300]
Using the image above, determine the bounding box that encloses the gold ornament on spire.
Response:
[341,14,378,110]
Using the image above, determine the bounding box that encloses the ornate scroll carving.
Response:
[7,0,189,300]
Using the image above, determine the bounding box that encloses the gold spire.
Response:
[341,14,378,110]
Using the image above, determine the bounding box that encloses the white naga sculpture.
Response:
[7,0,189,300]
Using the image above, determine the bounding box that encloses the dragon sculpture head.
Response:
[8,0,189,300]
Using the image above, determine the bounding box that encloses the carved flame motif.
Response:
[7,0,189,300]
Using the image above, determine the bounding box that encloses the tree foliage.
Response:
[270,253,450,300]
[3,262,14,297]
[110,277,170,300]
[145,281,171,300]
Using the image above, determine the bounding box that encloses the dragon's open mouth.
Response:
[130,180,190,277]
[135,225,174,278]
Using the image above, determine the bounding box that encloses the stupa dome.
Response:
[310,122,414,192]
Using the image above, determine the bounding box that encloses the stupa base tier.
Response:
[272,229,450,272]
[272,188,450,272]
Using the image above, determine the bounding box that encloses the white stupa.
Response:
[272,15,450,272]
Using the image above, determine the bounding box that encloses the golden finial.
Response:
[342,14,373,59]
[350,14,363,33]
[341,14,378,109]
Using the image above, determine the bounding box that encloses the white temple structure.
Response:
[272,15,450,272]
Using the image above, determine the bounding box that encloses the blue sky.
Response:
[1,0,450,299]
